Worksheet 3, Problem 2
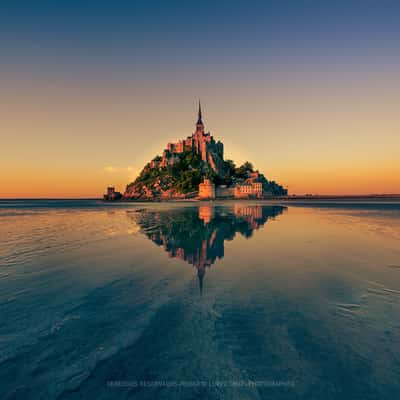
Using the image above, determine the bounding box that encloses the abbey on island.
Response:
[105,102,287,201]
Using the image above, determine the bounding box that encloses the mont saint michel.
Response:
[105,103,287,201]
[2,1,400,400]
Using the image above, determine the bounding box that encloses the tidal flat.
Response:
[1,200,400,399]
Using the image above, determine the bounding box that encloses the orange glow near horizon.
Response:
[1,72,400,198]
[2,159,399,199]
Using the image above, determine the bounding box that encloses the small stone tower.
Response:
[198,178,216,199]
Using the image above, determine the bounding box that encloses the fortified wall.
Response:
[198,171,264,200]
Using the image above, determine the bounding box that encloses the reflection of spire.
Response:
[197,267,205,296]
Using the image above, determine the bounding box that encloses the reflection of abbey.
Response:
[131,204,286,293]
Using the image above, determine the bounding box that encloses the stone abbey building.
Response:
[150,101,226,177]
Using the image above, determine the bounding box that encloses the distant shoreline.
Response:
[1,195,400,202]
[268,194,400,201]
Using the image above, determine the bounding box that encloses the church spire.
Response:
[197,100,203,125]
[196,100,204,133]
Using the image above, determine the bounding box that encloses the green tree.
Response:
[224,159,236,176]
[235,161,254,179]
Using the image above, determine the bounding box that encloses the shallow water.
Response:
[1,200,400,399]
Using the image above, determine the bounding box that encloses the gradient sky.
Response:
[1,0,399,197]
